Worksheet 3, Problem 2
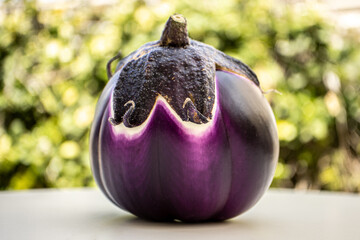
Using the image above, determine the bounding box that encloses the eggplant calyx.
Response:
[182,98,209,124]
[160,14,190,48]
[109,100,135,127]
[122,100,136,127]
[106,52,122,79]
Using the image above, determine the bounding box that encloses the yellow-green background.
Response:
[1,0,359,191]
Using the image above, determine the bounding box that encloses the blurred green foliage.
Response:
[0,0,359,191]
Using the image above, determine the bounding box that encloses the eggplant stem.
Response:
[160,14,190,47]
[106,52,123,79]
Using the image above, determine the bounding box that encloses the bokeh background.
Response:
[0,0,359,191]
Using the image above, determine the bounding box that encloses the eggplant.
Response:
[90,14,279,222]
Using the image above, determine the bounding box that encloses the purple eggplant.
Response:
[90,14,279,222]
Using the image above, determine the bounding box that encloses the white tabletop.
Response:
[0,188,359,240]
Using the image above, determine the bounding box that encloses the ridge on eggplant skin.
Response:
[109,14,260,127]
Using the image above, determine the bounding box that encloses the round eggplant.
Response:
[90,14,279,222]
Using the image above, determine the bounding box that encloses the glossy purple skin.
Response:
[90,70,278,222]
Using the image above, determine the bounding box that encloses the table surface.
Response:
[0,188,359,240]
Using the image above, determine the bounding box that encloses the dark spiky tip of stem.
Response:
[160,14,190,48]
